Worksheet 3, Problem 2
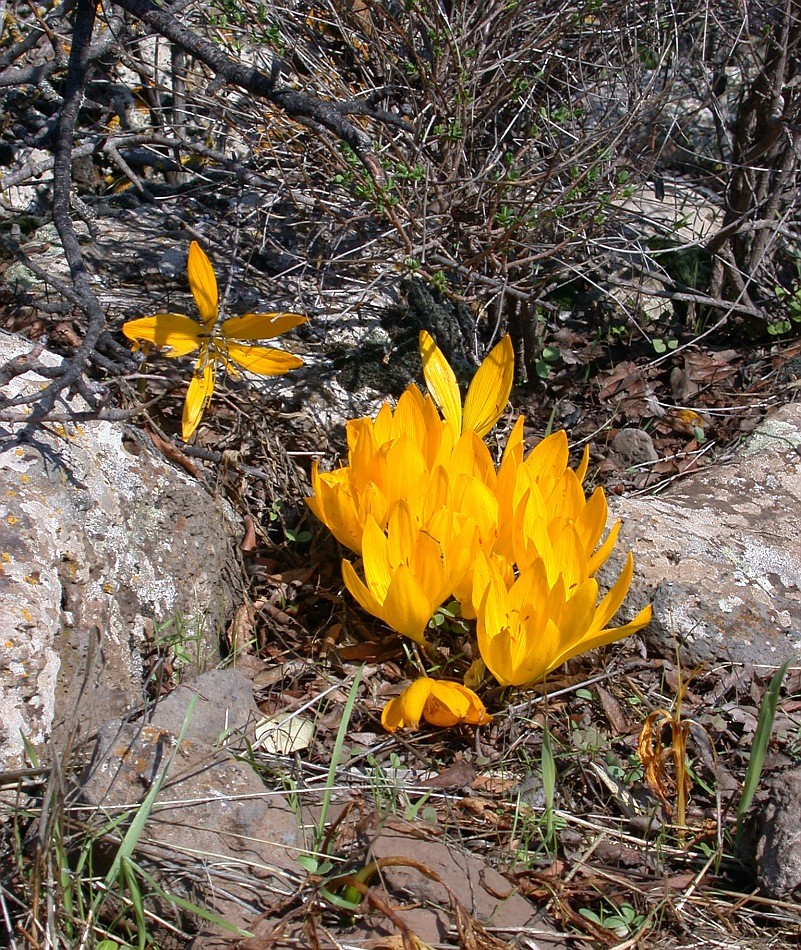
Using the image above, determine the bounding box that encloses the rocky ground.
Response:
[2,2,801,945]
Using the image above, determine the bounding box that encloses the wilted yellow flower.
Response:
[122,241,306,440]
[420,330,513,438]
[381,677,491,731]
[472,549,652,688]
[341,500,478,644]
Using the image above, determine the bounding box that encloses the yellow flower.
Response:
[381,677,491,731]
[472,549,651,688]
[307,385,451,553]
[341,500,478,644]
[122,241,306,440]
[419,330,514,438]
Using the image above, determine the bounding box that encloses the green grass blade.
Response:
[542,724,556,849]
[316,665,364,848]
[94,695,199,913]
[129,860,254,937]
[737,655,800,839]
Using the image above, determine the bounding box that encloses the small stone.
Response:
[610,428,658,470]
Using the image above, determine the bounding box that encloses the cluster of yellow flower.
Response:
[308,331,651,731]
[121,242,650,734]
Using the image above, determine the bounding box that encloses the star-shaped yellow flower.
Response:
[122,241,306,439]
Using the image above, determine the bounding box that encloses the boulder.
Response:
[79,672,301,934]
[608,403,801,670]
[0,331,244,770]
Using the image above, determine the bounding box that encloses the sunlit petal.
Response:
[122,314,203,357]
[221,312,307,341]
[420,330,462,434]
[362,516,392,599]
[387,500,417,569]
[463,334,514,438]
[341,557,385,618]
[526,430,569,482]
[225,341,303,375]
[182,357,215,440]
[555,604,652,666]
[588,551,635,635]
[574,486,608,558]
[427,681,491,727]
[587,519,621,574]
[383,678,433,731]
[187,241,218,328]
[383,565,434,644]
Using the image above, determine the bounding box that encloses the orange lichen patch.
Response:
[20,608,32,622]
[6,489,16,497]
[7,515,18,525]
[2,553,11,562]
[23,573,40,585]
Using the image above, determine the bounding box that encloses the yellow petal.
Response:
[384,435,427,513]
[426,681,492,727]
[587,519,621,575]
[187,241,218,328]
[420,330,462,435]
[574,486,608,558]
[589,551,635,634]
[550,523,588,593]
[381,678,433,731]
[225,342,303,375]
[122,314,203,357]
[221,312,307,341]
[341,557,385,618]
[555,604,652,666]
[182,358,215,440]
[387,500,417,570]
[515,618,561,685]
[306,464,364,553]
[463,334,514,438]
[362,516,392,600]
[575,443,591,484]
[555,578,599,656]
[383,565,434,644]
[526,430,569,482]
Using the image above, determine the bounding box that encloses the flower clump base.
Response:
[308,331,651,732]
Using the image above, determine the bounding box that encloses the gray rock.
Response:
[608,403,801,670]
[755,769,801,899]
[150,668,262,745]
[0,331,244,770]
[80,715,301,931]
[609,428,659,471]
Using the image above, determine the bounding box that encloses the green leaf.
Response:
[737,655,800,840]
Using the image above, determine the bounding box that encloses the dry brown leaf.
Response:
[597,684,629,734]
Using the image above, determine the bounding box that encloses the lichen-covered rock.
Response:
[0,331,244,770]
[608,403,801,669]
